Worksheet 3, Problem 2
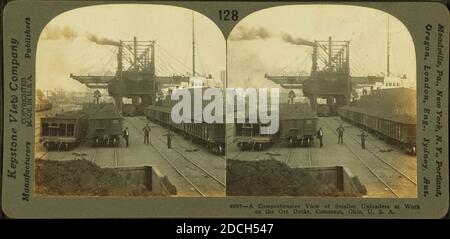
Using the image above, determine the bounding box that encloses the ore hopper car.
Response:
[40,111,89,150]
[86,103,124,147]
[36,98,53,112]
[339,88,416,155]
[316,103,338,117]
[144,87,225,154]
[40,103,124,150]
[122,104,137,116]
[234,122,273,151]
[279,103,318,147]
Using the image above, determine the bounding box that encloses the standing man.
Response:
[122,127,129,147]
[358,130,368,149]
[164,130,173,149]
[317,127,324,148]
[142,123,151,144]
[336,124,345,144]
[287,90,296,104]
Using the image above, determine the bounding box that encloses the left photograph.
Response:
[35,4,226,197]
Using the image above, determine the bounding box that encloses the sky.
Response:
[227,5,417,90]
[36,4,226,92]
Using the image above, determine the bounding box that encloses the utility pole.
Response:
[387,16,390,77]
[134,36,138,72]
[192,11,196,76]
[117,41,123,113]
[328,36,332,72]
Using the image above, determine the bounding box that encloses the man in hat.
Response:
[358,129,368,149]
[142,123,151,144]
[122,127,130,147]
[336,124,345,145]
[164,130,173,149]
[317,127,324,148]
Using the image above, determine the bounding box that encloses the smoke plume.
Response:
[86,33,121,46]
[42,25,121,47]
[42,26,77,40]
[229,26,273,41]
[281,33,315,47]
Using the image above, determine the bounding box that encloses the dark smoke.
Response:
[42,26,77,40]
[281,33,315,47]
[229,26,273,41]
[86,33,121,46]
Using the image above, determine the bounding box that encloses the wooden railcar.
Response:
[40,103,124,150]
[279,103,318,147]
[86,103,124,146]
[316,103,339,117]
[339,106,416,154]
[339,88,416,155]
[144,105,226,154]
[40,111,89,150]
[234,122,273,151]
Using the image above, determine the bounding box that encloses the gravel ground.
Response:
[35,159,176,196]
[226,159,364,197]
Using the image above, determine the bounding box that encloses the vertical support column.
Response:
[117,41,123,113]
[134,36,138,72]
[328,36,332,72]
[387,17,390,77]
[192,11,196,76]
[151,41,156,105]
[151,41,155,75]
[346,41,350,74]
[309,95,317,113]
[346,41,351,106]
[312,43,318,76]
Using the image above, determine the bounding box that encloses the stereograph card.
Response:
[1,0,448,219]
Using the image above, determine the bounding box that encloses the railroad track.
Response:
[135,118,225,182]
[321,118,415,198]
[126,117,224,197]
[36,151,49,160]
[229,150,244,160]
[328,118,416,186]
[284,147,311,167]
[284,149,292,166]
[113,146,118,167]
[307,147,312,167]
[91,149,98,163]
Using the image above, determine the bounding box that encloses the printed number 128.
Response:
[219,10,239,21]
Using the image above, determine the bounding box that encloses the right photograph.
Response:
[226,5,417,198]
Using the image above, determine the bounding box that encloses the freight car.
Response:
[144,87,226,154]
[339,88,416,155]
[40,103,123,150]
[122,104,137,116]
[40,111,89,150]
[316,103,338,117]
[279,103,318,147]
[86,103,124,146]
[234,103,317,150]
[234,122,273,151]
[36,99,53,112]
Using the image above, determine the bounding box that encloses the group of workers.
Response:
[316,123,368,149]
[120,121,367,150]
[121,123,173,149]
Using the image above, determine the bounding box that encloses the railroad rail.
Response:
[113,146,118,167]
[91,149,98,163]
[284,149,292,166]
[136,117,225,186]
[321,118,415,198]
[36,151,49,160]
[230,151,244,160]
[307,147,312,167]
[127,117,223,197]
[329,118,417,186]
